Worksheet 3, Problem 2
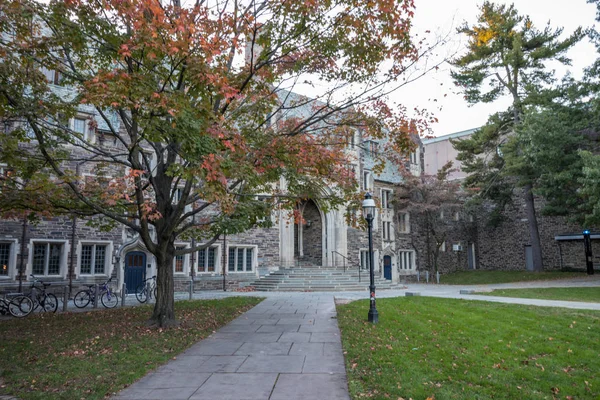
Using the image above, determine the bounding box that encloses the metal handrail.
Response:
[331,251,363,282]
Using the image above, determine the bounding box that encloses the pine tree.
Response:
[451,1,583,271]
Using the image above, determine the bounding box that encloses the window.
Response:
[197,246,217,273]
[363,170,371,191]
[228,246,255,272]
[439,210,444,220]
[398,213,410,233]
[80,244,107,275]
[40,66,62,85]
[440,241,446,252]
[0,165,14,192]
[398,251,415,270]
[360,250,370,270]
[454,211,460,221]
[381,189,393,209]
[72,117,94,142]
[410,151,418,164]
[173,246,186,273]
[0,243,11,276]
[382,221,392,241]
[32,242,64,276]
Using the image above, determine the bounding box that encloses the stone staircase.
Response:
[250,265,401,292]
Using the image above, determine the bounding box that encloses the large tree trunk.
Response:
[150,244,177,327]
[523,183,544,272]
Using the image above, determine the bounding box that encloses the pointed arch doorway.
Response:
[294,199,324,266]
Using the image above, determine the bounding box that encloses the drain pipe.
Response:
[69,215,76,296]
[18,216,28,293]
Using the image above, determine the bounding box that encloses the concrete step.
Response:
[251,266,400,292]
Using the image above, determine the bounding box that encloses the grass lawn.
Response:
[0,296,262,400]
[477,287,600,303]
[441,270,585,285]
[337,297,600,400]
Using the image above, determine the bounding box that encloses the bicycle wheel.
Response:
[8,295,33,318]
[74,290,91,308]
[135,283,148,303]
[42,293,58,313]
[101,291,118,308]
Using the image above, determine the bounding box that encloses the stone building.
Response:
[421,130,600,274]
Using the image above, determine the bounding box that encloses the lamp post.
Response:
[583,230,594,275]
[362,192,379,324]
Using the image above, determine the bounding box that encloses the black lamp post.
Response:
[583,230,594,275]
[363,192,379,324]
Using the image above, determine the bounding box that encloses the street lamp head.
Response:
[583,229,590,235]
[362,192,376,219]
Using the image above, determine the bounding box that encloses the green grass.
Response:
[441,270,585,285]
[477,287,600,303]
[337,297,600,400]
[0,296,262,400]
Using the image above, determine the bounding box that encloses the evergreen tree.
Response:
[451,1,583,271]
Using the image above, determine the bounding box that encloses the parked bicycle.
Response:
[73,277,118,309]
[135,275,157,303]
[28,275,58,313]
[0,293,33,318]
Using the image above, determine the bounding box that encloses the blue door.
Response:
[125,251,146,293]
[383,255,392,280]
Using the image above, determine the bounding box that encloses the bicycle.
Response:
[73,277,118,309]
[135,275,157,303]
[28,275,58,313]
[0,293,34,318]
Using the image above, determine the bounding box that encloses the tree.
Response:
[394,162,462,275]
[0,0,438,326]
[451,1,583,271]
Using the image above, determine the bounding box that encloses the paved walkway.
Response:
[112,294,349,400]
[111,276,600,399]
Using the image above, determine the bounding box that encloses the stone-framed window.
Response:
[381,189,393,209]
[197,245,219,273]
[40,66,62,85]
[227,246,256,273]
[0,241,16,278]
[0,164,16,193]
[173,245,188,275]
[71,116,95,143]
[362,170,372,191]
[382,221,393,241]
[398,212,410,233]
[398,250,415,271]
[359,249,380,271]
[30,240,68,277]
[79,243,110,275]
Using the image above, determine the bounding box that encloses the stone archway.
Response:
[294,200,324,265]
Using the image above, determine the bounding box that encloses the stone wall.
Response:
[475,189,600,271]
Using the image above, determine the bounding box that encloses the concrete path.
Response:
[112,294,350,400]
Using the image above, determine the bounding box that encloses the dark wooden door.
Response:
[125,251,146,293]
[383,255,392,280]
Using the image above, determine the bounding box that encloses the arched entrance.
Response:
[294,200,324,265]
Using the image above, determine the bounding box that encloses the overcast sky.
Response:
[396,0,599,137]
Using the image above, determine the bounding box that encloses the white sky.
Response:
[395,0,599,137]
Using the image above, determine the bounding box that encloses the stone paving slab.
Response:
[111,294,351,400]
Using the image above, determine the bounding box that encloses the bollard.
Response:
[121,283,126,307]
[93,284,99,309]
[63,286,69,312]
[436,271,440,284]
[417,270,420,282]
[189,280,193,300]
[425,270,429,283]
